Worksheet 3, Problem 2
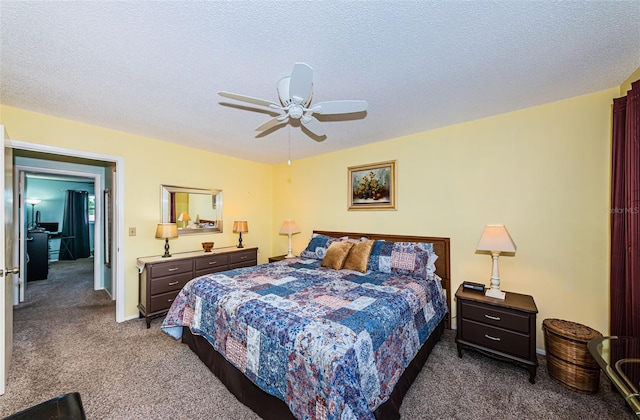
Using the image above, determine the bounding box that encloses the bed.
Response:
[162,231,451,420]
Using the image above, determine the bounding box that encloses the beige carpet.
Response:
[0,258,633,419]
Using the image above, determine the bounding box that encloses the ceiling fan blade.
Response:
[256,116,288,132]
[288,63,313,104]
[301,115,326,137]
[312,100,368,115]
[218,91,278,108]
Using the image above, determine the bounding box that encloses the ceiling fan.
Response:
[218,62,368,139]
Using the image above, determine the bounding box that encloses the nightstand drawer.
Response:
[150,290,180,313]
[461,318,531,359]
[149,260,192,278]
[150,272,193,295]
[195,254,228,271]
[460,301,530,334]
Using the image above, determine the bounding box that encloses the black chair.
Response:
[3,392,86,420]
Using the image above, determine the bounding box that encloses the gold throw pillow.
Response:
[321,241,354,270]
[342,240,374,273]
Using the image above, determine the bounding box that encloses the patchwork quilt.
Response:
[162,258,448,420]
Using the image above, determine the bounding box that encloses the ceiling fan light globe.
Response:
[289,106,304,119]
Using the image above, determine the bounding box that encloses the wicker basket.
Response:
[542,318,603,393]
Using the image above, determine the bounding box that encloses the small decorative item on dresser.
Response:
[233,221,248,248]
[543,318,603,393]
[155,223,178,258]
[202,242,214,252]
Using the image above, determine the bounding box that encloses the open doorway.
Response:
[8,142,125,322]
[18,170,100,303]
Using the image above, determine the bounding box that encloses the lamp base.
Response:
[285,253,295,259]
[237,232,244,248]
[485,287,506,300]
[162,239,172,258]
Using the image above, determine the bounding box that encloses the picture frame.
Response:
[348,160,396,210]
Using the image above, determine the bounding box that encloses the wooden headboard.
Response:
[314,230,451,329]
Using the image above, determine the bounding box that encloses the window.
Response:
[88,194,95,222]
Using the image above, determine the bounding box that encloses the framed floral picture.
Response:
[348,160,396,210]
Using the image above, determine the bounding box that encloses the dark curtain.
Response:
[611,80,640,337]
[59,190,91,260]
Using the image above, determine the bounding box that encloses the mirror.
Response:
[160,185,223,235]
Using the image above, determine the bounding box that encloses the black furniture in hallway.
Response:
[26,229,48,281]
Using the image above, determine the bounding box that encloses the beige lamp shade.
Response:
[155,223,178,239]
[476,225,517,253]
[233,221,249,233]
[279,220,300,258]
[177,212,190,222]
[477,224,516,300]
[279,220,301,235]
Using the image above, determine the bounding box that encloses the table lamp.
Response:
[177,212,190,229]
[233,221,248,248]
[279,220,301,258]
[476,224,517,299]
[156,223,178,257]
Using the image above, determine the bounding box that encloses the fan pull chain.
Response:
[288,126,292,166]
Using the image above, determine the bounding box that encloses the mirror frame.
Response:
[160,185,223,235]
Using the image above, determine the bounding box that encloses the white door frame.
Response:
[15,165,102,302]
[1,124,17,395]
[8,140,125,322]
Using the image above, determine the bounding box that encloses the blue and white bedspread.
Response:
[162,258,448,420]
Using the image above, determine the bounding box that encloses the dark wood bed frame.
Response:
[181,231,451,420]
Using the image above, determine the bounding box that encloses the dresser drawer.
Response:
[195,254,229,271]
[150,272,193,295]
[149,290,180,313]
[461,318,531,360]
[149,259,192,278]
[230,249,256,264]
[460,300,529,334]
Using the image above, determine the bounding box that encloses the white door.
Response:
[1,125,18,395]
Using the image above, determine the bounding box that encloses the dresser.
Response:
[137,246,258,328]
[455,285,538,383]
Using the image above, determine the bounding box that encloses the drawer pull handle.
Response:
[484,334,501,341]
[485,314,501,321]
[208,261,217,265]
[167,298,174,303]
[168,267,179,272]
[168,281,179,286]
[240,256,247,260]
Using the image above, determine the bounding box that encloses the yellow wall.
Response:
[273,88,618,350]
[0,84,621,350]
[0,105,274,319]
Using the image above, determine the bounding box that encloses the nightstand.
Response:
[268,255,287,263]
[455,284,538,383]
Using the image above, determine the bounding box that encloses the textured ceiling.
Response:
[1,1,639,165]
